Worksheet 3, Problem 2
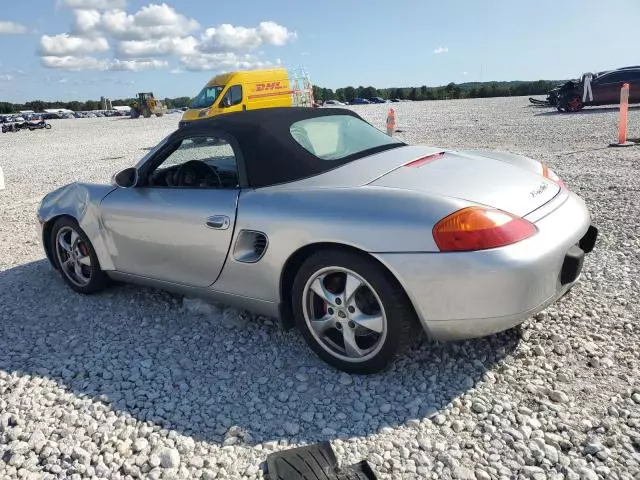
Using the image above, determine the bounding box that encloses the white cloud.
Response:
[0,21,28,34]
[41,55,107,71]
[72,9,102,35]
[170,68,183,74]
[463,71,468,75]
[117,36,198,57]
[0,74,14,81]
[257,21,295,46]
[37,3,294,73]
[433,46,449,54]
[62,0,127,9]
[40,34,109,55]
[109,58,168,71]
[104,76,135,85]
[180,52,272,72]
[41,55,166,71]
[101,3,199,40]
[200,21,295,52]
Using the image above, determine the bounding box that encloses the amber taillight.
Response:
[433,207,537,252]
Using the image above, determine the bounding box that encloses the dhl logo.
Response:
[256,81,285,91]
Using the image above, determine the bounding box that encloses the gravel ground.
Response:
[1,97,639,480]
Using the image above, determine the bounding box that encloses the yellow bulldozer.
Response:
[130,92,167,118]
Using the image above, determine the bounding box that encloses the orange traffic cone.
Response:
[386,108,396,136]
[610,83,636,147]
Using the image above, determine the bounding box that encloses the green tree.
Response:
[361,86,377,99]
[445,82,461,99]
[409,88,418,101]
[67,101,83,111]
[25,100,45,112]
[321,88,335,101]
[312,85,323,102]
[343,86,355,102]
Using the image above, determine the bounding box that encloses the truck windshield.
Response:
[190,85,224,109]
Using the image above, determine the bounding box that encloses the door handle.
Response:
[206,215,230,230]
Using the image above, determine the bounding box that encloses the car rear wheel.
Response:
[51,217,109,294]
[292,249,420,374]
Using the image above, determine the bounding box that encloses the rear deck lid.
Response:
[369,149,560,217]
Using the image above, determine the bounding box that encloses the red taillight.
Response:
[433,207,537,252]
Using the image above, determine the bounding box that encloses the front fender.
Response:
[38,182,117,271]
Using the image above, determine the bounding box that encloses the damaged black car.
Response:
[530,66,640,112]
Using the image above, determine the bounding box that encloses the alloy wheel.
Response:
[55,226,92,287]
[302,266,388,363]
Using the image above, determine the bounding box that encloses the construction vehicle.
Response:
[130,92,167,118]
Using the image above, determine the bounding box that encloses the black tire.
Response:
[291,249,421,374]
[566,95,584,112]
[50,217,109,294]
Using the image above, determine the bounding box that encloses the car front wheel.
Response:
[51,217,109,294]
[292,249,420,374]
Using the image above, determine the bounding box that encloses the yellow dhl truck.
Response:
[179,67,315,127]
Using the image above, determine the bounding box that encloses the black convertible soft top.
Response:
[178,107,405,188]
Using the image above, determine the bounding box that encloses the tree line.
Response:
[0,96,192,115]
[312,80,562,103]
[0,79,563,114]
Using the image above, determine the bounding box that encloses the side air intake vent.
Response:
[253,234,267,257]
[233,230,269,263]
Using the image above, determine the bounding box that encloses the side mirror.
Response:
[112,167,138,188]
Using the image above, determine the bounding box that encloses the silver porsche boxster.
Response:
[37,107,598,373]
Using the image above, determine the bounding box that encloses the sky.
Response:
[0,0,638,103]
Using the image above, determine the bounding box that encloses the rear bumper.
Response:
[373,191,597,341]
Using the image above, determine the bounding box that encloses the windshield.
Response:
[190,85,224,109]
[289,114,402,160]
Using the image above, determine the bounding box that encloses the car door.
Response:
[592,72,629,105]
[99,133,241,288]
[629,71,640,103]
[219,85,245,112]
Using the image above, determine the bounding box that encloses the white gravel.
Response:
[1,98,639,479]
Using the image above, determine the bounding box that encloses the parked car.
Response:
[369,97,388,104]
[38,107,597,373]
[350,98,371,105]
[532,66,640,112]
[323,100,345,106]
